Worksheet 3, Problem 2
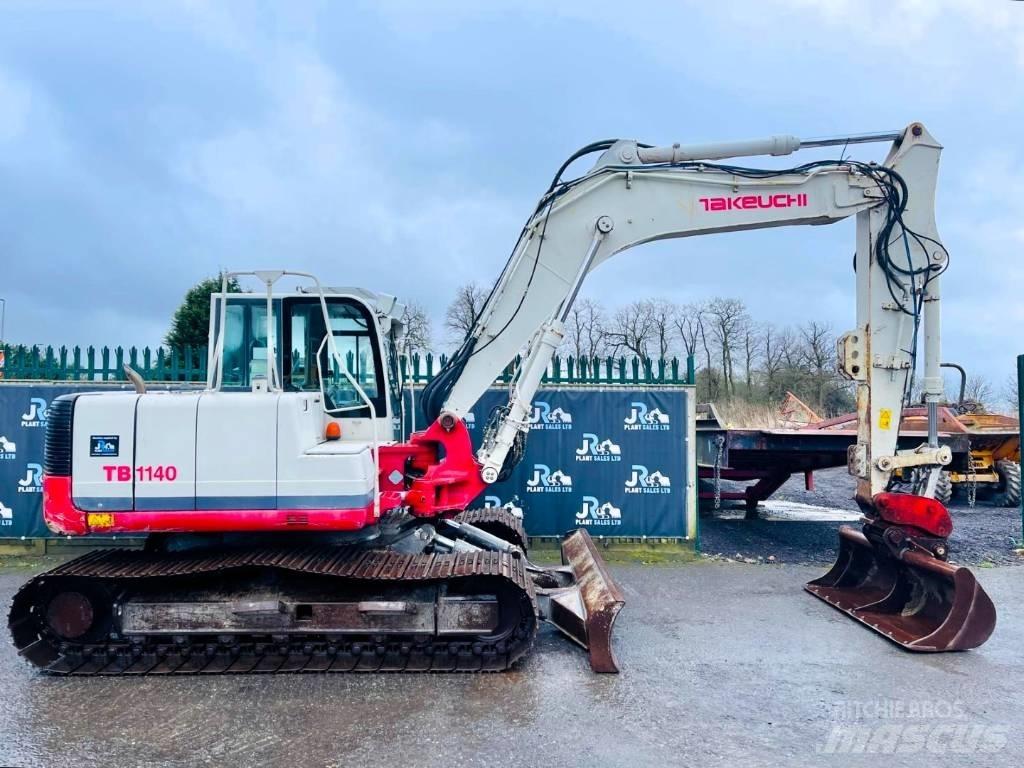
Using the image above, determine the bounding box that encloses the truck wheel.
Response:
[934,471,953,506]
[990,460,1021,508]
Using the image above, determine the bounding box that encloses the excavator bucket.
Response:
[537,529,625,672]
[806,526,996,651]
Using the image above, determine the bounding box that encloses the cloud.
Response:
[168,39,520,337]
[937,147,1024,379]
[1,0,1021,392]
[0,68,68,164]
[0,70,34,144]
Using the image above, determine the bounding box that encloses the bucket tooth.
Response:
[806,525,996,652]
[538,529,624,673]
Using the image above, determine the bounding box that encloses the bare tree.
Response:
[1003,374,1020,415]
[605,298,674,359]
[799,321,836,411]
[741,323,761,396]
[706,297,749,397]
[649,299,675,360]
[397,300,432,355]
[673,302,703,359]
[697,309,718,400]
[780,327,802,369]
[605,300,654,358]
[443,282,487,345]
[563,297,609,360]
[964,374,995,411]
[760,323,788,399]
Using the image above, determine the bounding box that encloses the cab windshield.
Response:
[211,295,385,416]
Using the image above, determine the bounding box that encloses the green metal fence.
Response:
[0,344,208,382]
[0,343,696,387]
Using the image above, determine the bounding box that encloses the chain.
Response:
[713,434,725,511]
[967,440,976,509]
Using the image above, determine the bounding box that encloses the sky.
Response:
[0,0,1022,397]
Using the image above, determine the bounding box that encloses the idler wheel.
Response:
[45,592,95,639]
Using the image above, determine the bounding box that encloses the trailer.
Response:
[695,403,972,517]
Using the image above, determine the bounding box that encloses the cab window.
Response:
[283,298,385,416]
[214,299,270,389]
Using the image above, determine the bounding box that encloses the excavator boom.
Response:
[417,121,994,652]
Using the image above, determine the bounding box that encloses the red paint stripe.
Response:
[43,476,375,535]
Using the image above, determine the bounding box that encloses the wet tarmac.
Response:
[0,561,1020,767]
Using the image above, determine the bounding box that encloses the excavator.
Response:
[9,122,996,675]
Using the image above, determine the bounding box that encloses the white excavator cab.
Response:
[206,276,407,446]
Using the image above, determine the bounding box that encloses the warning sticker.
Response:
[879,408,892,430]
[87,513,114,529]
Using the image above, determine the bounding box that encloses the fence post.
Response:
[43,346,56,379]
[686,354,696,385]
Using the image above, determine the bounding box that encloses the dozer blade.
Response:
[539,529,625,673]
[805,526,996,651]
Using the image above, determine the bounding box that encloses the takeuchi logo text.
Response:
[699,193,808,212]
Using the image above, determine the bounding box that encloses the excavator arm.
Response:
[427,123,946,500]
[406,122,995,654]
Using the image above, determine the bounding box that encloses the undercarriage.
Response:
[8,510,624,675]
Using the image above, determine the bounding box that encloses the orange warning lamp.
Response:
[325,422,342,441]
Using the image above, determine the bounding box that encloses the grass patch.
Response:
[527,538,699,564]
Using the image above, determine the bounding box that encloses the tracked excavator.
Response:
[9,122,996,676]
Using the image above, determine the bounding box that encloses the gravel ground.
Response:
[700,467,1024,566]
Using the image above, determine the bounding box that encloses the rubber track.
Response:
[453,508,528,551]
[9,545,538,676]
